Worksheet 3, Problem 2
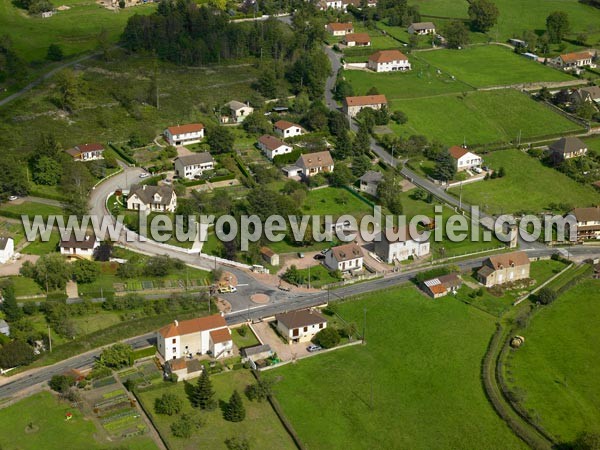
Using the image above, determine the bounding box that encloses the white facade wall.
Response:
[0,239,14,264]
[165,129,205,146]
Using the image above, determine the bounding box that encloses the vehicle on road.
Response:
[307,345,322,352]
[8,196,18,201]
[139,173,150,179]
[314,254,325,260]
[218,285,237,294]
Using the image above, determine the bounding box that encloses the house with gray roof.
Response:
[174,152,215,179]
[275,309,327,344]
[0,237,14,264]
[359,170,383,196]
[549,137,588,161]
[126,184,177,213]
[224,100,254,123]
[0,319,9,337]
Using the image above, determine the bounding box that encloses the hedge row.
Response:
[128,346,157,365]
[234,155,251,179]
[108,143,136,165]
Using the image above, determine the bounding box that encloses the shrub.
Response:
[536,287,557,305]
[171,413,203,438]
[244,378,274,402]
[154,393,183,416]
[224,390,246,422]
[313,327,340,349]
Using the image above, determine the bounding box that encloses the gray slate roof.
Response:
[360,170,383,183]
[174,152,214,167]
[129,184,175,206]
[240,344,272,357]
[549,137,587,155]
[0,237,11,251]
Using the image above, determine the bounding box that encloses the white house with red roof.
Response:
[257,135,293,159]
[343,94,388,117]
[553,51,594,70]
[156,314,233,360]
[164,123,205,146]
[326,22,354,36]
[65,143,105,161]
[343,33,371,47]
[274,120,304,138]
[324,242,364,272]
[448,146,482,172]
[367,50,411,72]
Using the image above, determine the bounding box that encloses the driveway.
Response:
[251,321,311,362]
[0,254,39,276]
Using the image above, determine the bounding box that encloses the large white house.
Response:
[275,309,327,344]
[65,143,105,161]
[164,123,205,146]
[0,237,14,264]
[274,120,304,138]
[126,185,177,213]
[326,22,354,36]
[374,227,430,264]
[569,206,600,240]
[367,50,411,72]
[343,94,388,118]
[553,51,594,70]
[225,100,254,123]
[173,152,215,179]
[448,146,482,172]
[258,135,293,160]
[324,242,364,272]
[59,234,99,260]
[157,314,233,360]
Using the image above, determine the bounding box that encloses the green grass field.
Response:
[302,187,373,218]
[0,200,63,220]
[417,45,573,87]
[231,325,260,349]
[449,149,600,214]
[137,370,296,450]
[5,275,45,297]
[0,391,157,450]
[343,59,473,100]
[266,286,525,449]
[585,135,600,156]
[387,89,582,146]
[0,0,156,62]
[505,279,600,443]
[21,229,61,255]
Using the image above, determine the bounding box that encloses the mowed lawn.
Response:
[505,280,600,443]
[417,45,573,88]
[0,0,156,62]
[267,286,525,450]
[450,149,600,214]
[302,187,373,218]
[388,89,582,146]
[343,58,473,100]
[137,370,296,450]
[0,391,157,450]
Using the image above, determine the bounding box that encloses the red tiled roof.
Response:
[344,94,388,107]
[77,143,104,152]
[429,284,447,295]
[368,50,408,63]
[274,120,300,131]
[296,150,334,169]
[327,22,353,32]
[448,146,469,159]
[330,242,363,262]
[258,134,288,151]
[210,328,232,344]
[560,51,592,63]
[167,123,204,135]
[159,314,227,338]
[487,251,530,270]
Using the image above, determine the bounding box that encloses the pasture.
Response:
[387,89,582,145]
[417,45,573,87]
[0,0,155,62]
[449,149,600,214]
[266,286,526,450]
[504,279,600,444]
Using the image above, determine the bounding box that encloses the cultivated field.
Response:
[0,0,155,62]
[450,149,600,214]
[417,45,573,87]
[387,89,582,145]
[267,286,526,450]
[0,391,156,450]
[504,279,600,444]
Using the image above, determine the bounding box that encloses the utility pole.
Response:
[308,264,311,290]
[459,181,463,210]
[362,307,367,344]
[48,326,52,353]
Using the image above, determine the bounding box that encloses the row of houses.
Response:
[326,20,435,36]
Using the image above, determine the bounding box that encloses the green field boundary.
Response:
[341,186,376,208]
[108,143,137,166]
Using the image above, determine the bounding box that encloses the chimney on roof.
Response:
[85,235,90,241]
[174,320,179,327]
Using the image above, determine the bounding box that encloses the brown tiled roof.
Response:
[330,242,363,262]
[210,327,232,344]
[578,86,600,100]
[274,120,301,131]
[260,246,276,257]
[478,265,494,277]
[560,51,592,63]
[344,95,387,107]
[549,137,587,155]
[158,314,227,338]
[297,151,334,169]
[258,135,289,151]
[168,358,187,371]
[448,146,469,159]
[276,309,326,329]
[0,237,11,250]
[487,251,530,270]
[167,123,204,135]
[344,33,371,44]
[570,206,600,222]
[437,273,462,288]
[368,50,408,63]
[60,234,97,249]
[327,22,353,32]
[429,284,447,295]
[66,143,104,157]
